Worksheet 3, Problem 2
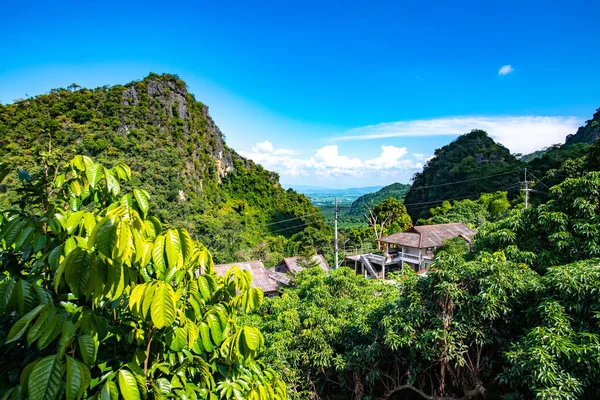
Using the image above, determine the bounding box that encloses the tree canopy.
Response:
[0,155,286,399]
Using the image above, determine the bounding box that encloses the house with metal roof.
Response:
[213,255,330,297]
[348,223,476,278]
[267,254,331,289]
[213,260,280,297]
[274,255,330,274]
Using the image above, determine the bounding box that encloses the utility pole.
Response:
[522,168,531,209]
[334,197,339,269]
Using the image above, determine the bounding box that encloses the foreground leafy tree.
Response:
[365,198,412,239]
[0,156,286,399]
[475,171,600,270]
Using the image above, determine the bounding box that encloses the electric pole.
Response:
[334,197,339,269]
[522,168,531,209]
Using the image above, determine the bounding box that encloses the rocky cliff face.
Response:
[565,108,600,146]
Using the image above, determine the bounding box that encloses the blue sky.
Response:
[1,0,598,188]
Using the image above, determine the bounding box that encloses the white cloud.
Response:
[498,65,514,76]
[365,145,409,170]
[251,140,274,153]
[335,116,580,154]
[240,143,421,179]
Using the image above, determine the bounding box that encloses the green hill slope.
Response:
[404,130,522,220]
[347,182,411,216]
[0,73,328,263]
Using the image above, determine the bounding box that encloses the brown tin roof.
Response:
[277,254,331,274]
[378,223,476,249]
[213,260,279,294]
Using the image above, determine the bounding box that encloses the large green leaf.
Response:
[64,250,91,298]
[100,381,118,400]
[178,228,195,262]
[15,279,36,314]
[6,304,46,343]
[168,326,188,352]
[55,247,87,293]
[0,278,16,313]
[152,235,166,275]
[89,216,118,259]
[141,282,156,319]
[113,162,131,181]
[206,314,223,346]
[133,188,150,218]
[65,211,85,234]
[199,322,214,352]
[164,229,181,269]
[66,356,91,400]
[197,276,212,301]
[118,369,141,400]
[104,167,120,196]
[129,283,147,315]
[27,354,63,400]
[241,326,263,352]
[27,306,53,344]
[151,282,176,329]
[78,334,98,366]
[85,163,103,189]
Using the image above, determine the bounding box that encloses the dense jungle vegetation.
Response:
[0,74,330,267]
[249,168,600,400]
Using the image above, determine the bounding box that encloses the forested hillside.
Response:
[347,182,411,216]
[0,73,328,264]
[404,130,522,220]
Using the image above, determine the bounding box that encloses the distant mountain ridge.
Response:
[283,184,383,195]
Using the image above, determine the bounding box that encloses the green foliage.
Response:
[0,74,328,265]
[434,236,469,256]
[0,155,286,399]
[419,191,511,226]
[475,172,600,270]
[371,197,412,234]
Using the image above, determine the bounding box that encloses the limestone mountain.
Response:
[0,73,327,263]
[565,108,600,146]
[404,130,522,220]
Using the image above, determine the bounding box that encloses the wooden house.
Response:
[213,260,280,297]
[351,223,476,278]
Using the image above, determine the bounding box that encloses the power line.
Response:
[408,168,522,191]
[405,182,521,208]
[526,171,550,190]
[258,212,322,227]
[404,183,522,212]
[270,220,321,234]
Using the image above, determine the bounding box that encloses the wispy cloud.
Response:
[333,116,580,154]
[240,144,422,179]
[498,64,514,76]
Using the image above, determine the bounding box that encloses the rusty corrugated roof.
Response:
[378,223,476,248]
[279,254,330,274]
[213,260,279,294]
